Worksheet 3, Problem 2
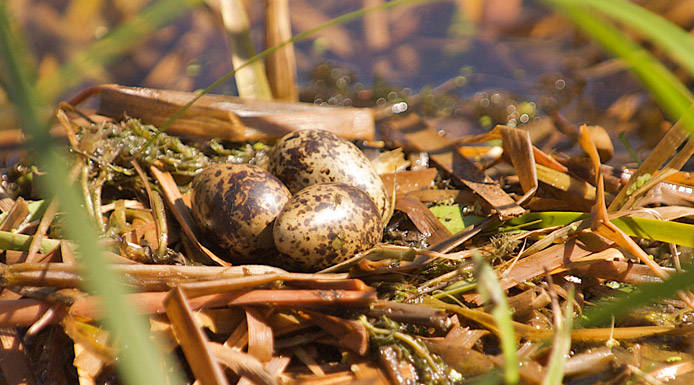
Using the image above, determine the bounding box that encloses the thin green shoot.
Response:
[619,131,642,165]
[473,253,519,385]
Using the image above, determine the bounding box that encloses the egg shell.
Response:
[191,163,291,263]
[273,183,383,271]
[268,129,391,224]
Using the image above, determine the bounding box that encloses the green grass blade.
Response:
[0,4,184,385]
[474,253,519,385]
[551,0,694,80]
[543,1,694,135]
[36,0,203,103]
[507,212,694,248]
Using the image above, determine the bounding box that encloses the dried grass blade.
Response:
[570,259,671,285]
[73,341,108,385]
[468,240,600,305]
[208,342,279,385]
[427,216,497,253]
[164,287,229,385]
[368,301,450,332]
[245,307,274,363]
[500,126,537,205]
[380,168,437,196]
[0,197,28,231]
[647,360,694,383]
[395,196,451,244]
[265,0,298,101]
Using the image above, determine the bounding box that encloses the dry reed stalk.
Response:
[0,299,61,328]
[265,0,298,101]
[69,289,378,319]
[70,85,375,141]
[218,0,272,100]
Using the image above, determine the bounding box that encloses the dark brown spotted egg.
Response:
[273,183,383,271]
[191,163,291,264]
[268,129,392,225]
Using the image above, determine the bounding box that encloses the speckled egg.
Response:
[191,163,291,263]
[268,129,392,224]
[273,183,383,271]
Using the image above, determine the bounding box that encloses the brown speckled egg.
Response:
[191,163,291,263]
[268,129,392,224]
[273,183,383,271]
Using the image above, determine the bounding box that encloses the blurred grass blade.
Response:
[542,287,573,385]
[551,0,694,80]
[543,0,694,136]
[36,0,203,103]
[0,4,183,385]
[219,0,273,100]
[474,253,519,385]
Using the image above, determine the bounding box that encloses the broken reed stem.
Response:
[69,289,378,320]
[1,263,356,291]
